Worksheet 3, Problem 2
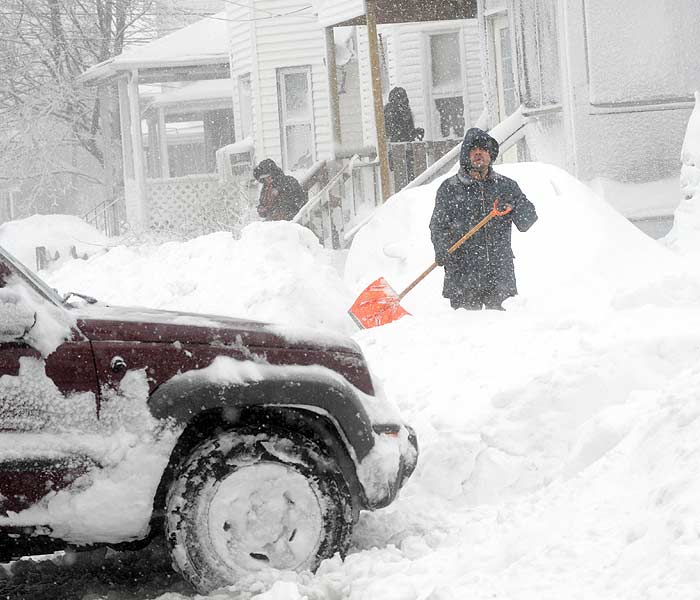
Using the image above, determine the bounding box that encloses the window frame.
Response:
[276,66,316,171]
[423,29,467,140]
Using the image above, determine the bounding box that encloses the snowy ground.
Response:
[2,104,700,599]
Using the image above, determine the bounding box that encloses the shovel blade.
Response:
[348,277,411,329]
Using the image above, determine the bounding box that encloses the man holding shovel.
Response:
[430,128,538,310]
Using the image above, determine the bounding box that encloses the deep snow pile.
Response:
[665,92,700,258]
[45,222,356,335]
[9,158,700,598]
[0,214,109,271]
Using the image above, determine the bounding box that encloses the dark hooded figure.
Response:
[253,158,307,221]
[429,128,538,310]
[384,87,424,143]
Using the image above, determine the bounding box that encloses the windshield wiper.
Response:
[63,291,99,305]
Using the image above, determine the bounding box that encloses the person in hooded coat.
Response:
[253,159,307,221]
[429,127,538,310]
[383,87,424,143]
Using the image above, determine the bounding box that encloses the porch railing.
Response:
[83,195,125,237]
[388,139,462,191]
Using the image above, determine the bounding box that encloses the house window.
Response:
[429,32,465,139]
[238,74,252,139]
[491,15,519,120]
[519,0,561,108]
[277,66,314,171]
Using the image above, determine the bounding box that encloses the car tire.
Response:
[165,427,354,593]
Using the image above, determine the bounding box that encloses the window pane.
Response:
[285,124,313,170]
[499,27,519,115]
[434,97,465,138]
[431,33,462,92]
[283,72,310,120]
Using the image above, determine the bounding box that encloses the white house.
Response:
[80,13,234,234]
[228,1,482,178]
[477,0,700,188]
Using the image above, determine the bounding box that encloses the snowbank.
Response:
[46,222,356,334]
[0,214,109,272]
[665,92,700,257]
[346,162,693,316]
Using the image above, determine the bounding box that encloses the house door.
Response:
[490,14,519,162]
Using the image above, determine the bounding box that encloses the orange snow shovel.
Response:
[348,200,513,329]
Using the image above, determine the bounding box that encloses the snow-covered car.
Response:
[0,245,417,593]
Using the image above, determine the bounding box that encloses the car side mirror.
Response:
[0,291,37,342]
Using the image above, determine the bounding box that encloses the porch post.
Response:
[325,27,342,152]
[158,107,170,178]
[99,84,117,235]
[127,69,148,228]
[366,0,391,201]
[117,76,140,228]
[99,85,115,202]
[147,115,159,177]
[117,77,134,180]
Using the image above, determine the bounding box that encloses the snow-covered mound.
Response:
[46,222,356,334]
[665,92,700,257]
[346,162,694,315]
[0,214,109,271]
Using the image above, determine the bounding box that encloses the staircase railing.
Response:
[83,195,125,237]
[293,153,380,249]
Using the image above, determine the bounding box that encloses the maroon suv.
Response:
[0,245,417,592]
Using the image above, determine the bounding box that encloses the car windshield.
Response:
[0,245,65,307]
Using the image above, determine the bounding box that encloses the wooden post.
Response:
[117,78,133,180]
[127,69,148,228]
[366,0,391,201]
[147,115,159,178]
[99,85,114,204]
[325,27,342,152]
[158,107,170,178]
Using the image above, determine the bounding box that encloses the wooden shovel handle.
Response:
[397,200,512,300]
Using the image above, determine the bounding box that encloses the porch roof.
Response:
[80,12,229,84]
[316,0,476,28]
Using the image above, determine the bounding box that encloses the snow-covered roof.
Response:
[80,12,229,82]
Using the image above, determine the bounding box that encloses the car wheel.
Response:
[165,427,354,593]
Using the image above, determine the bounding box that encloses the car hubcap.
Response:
[208,462,323,572]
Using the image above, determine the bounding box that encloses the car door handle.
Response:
[111,356,127,373]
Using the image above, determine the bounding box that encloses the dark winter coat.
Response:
[429,128,538,305]
[384,87,423,143]
[253,159,307,221]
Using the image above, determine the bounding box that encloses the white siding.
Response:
[316,0,365,27]
[251,1,330,168]
[227,4,255,143]
[557,0,693,182]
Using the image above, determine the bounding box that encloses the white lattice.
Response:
[146,175,257,239]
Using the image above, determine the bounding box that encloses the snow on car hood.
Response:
[73,303,362,354]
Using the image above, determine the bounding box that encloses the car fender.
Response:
[147,361,375,462]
